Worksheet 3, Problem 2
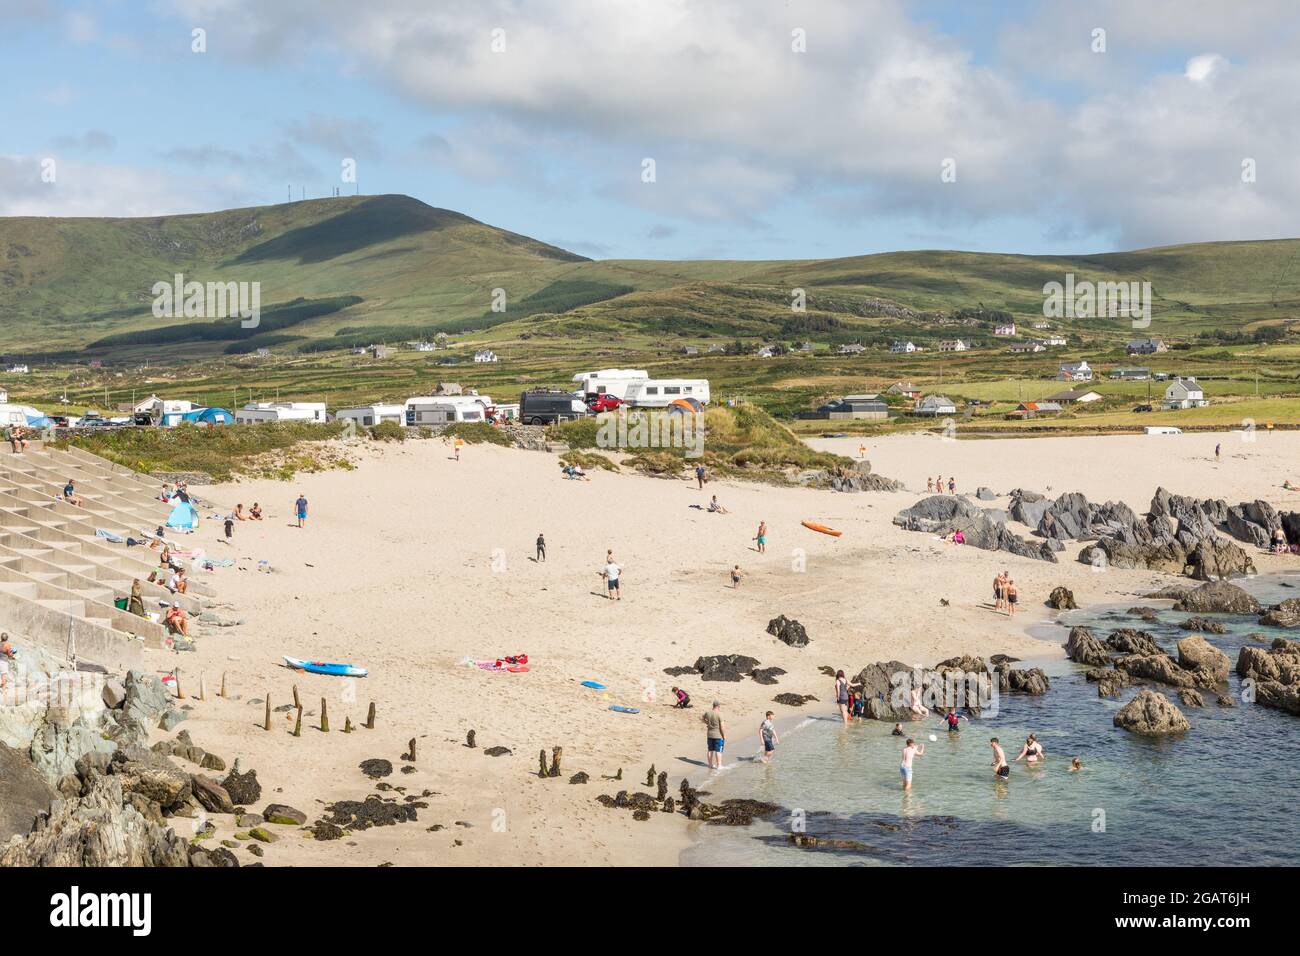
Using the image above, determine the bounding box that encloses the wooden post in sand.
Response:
[198,672,206,701]
[404,738,417,762]
[292,707,302,737]
[263,696,271,731]
[320,697,329,732]
[174,669,185,700]
[220,672,227,698]
[293,684,301,710]
[365,701,376,729]
[343,717,353,733]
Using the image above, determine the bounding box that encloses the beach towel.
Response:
[94,528,125,543]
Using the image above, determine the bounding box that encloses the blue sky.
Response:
[3,0,1299,261]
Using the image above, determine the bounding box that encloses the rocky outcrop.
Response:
[1106,629,1165,657]
[996,665,1050,696]
[1259,599,1300,628]
[766,615,810,647]
[1047,586,1077,610]
[1236,638,1300,716]
[1064,626,1111,666]
[1173,581,1261,614]
[1113,689,1191,736]
[1086,667,1132,697]
[1187,537,1256,581]
[1176,636,1231,683]
[0,743,56,844]
[893,496,1057,562]
[0,773,190,867]
[1179,616,1226,634]
[1115,653,1205,689]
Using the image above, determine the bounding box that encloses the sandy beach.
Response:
[140,429,1299,866]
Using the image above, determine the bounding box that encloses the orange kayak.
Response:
[801,520,842,537]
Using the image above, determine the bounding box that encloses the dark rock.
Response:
[1106,629,1164,657]
[1178,616,1226,633]
[1177,688,1205,708]
[1085,667,1132,698]
[191,775,235,814]
[773,693,817,707]
[0,743,56,844]
[569,772,589,784]
[310,820,346,840]
[893,495,1056,562]
[661,666,699,677]
[1173,581,1261,614]
[1064,627,1111,666]
[262,804,307,826]
[749,667,786,685]
[976,486,996,501]
[1047,586,1077,610]
[693,655,761,682]
[766,615,810,647]
[1259,599,1300,628]
[484,746,512,756]
[1113,689,1191,735]
[322,795,420,830]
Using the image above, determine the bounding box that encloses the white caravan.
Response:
[572,369,649,401]
[621,379,711,408]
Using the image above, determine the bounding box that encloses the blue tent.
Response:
[183,407,234,426]
[166,500,199,529]
[24,413,52,428]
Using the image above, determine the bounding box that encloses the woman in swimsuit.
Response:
[834,670,850,725]
[1014,733,1044,763]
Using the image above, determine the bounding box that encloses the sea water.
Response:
[681,573,1300,866]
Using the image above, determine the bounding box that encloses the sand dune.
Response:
[143,429,1298,865]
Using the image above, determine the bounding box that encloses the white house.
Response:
[756,346,779,358]
[993,323,1016,336]
[335,404,407,427]
[938,339,971,352]
[915,394,957,416]
[1058,361,1094,382]
[0,388,8,404]
[837,343,867,354]
[6,364,29,374]
[1009,342,1046,353]
[473,350,499,363]
[890,340,917,353]
[1163,377,1208,410]
[1040,335,1068,347]
[235,402,328,424]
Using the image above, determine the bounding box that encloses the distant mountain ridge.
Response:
[1,193,1296,356]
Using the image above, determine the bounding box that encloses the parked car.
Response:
[1133,404,1153,413]
[588,394,623,412]
[520,389,588,425]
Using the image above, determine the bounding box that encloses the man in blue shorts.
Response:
[703,701,726,770]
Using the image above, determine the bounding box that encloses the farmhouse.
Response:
[1046,388,1103,404]
[1163,377,1209,410]
[886,381,921,399]
[1127,338,1168,355]
[837,343,867,354]
[1007,401,1063,419]
[889,340,917,353]
[802,394,889,421]
[1008,342,1045,353]
[993,322,1016,336]
[473,349,499,363]
[370,344,392,359]
[938,339,971,352]
[1039,334,1068,347]
[915,394,957,416]
[1057,361,1094,382]
[1110,366,1151,381]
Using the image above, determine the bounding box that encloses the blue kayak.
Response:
[284,656,368,678]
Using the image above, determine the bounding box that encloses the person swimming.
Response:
[1014,733,1045,763]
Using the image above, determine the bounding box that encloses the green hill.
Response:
[3,194,1299,360]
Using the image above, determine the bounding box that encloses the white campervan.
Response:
[335,404,406,427]
[405,401,486,425]
[572,369,649,401]
[622,379,710,408]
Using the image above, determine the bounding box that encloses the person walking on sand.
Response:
[935,475,944,494]
[760,711,779,763]
[536,533,547,562]
[990,737,1009,780]
[900,737,925,791]
[858,443,867,459]
[948,476,956,494]
[1006,579,1018,617]
[926,477,934,493]
[730,564,743,589]
[993,571,1007,613]
[696,463,706,489]
[703,701,726,770]
[294,493,308,529]
[454,437,464,461]
[601,556,622,601]
[1215,442,1221,462]
[754,520,767,554]
[834,670,851,725]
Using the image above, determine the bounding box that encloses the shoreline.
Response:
[113,429,1299,867]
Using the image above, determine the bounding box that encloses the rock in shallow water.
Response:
[1113,689,1191,736]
